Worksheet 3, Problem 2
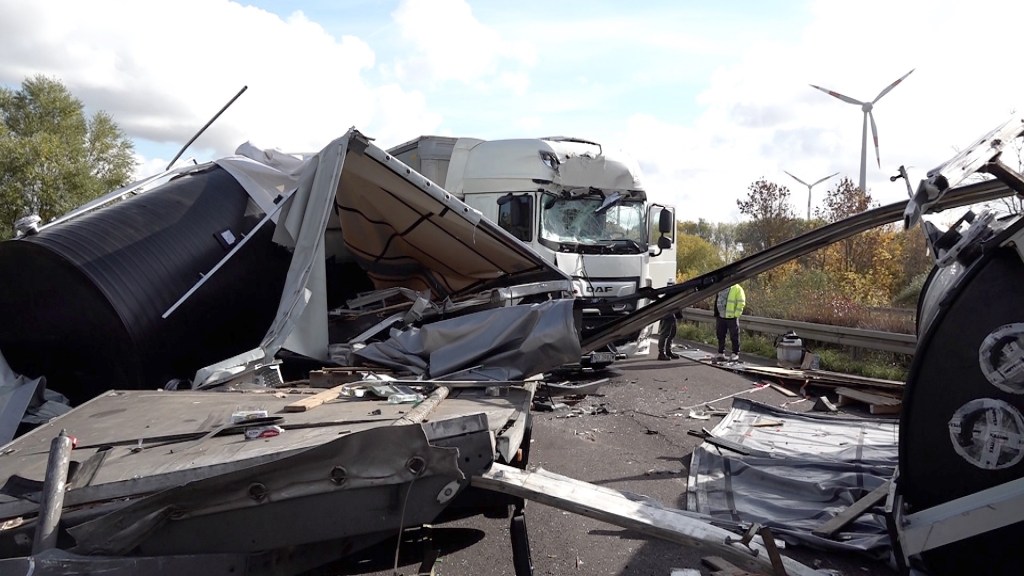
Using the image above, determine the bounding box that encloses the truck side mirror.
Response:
[659,209,673,234]
[657,236,672,250]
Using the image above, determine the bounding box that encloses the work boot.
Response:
[657,353,670,361]
[669,352,682,359]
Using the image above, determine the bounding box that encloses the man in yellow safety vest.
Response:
[714,284,746,361]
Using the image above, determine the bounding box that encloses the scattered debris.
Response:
[686,428,771,457]
[534,398,569,412]
[812,396,839,413]
[765,380,799,398]
[540,377,608,397]
[671,383,769,414]
[689,398,897,556]
[835,387,901,415]
[812,481,892,538]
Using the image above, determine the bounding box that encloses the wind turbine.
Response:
[784,170,839,219]
[810,69,914,193]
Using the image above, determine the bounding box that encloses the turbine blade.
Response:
[872,68,915,103]
[811,172,840,187]
[809,84,863,106]
[784,170,809,187]
[869,111,880,168]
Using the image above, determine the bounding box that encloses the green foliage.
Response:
[814,348,908,381]
[893,272,929,308]
[678,219,741,263]
[670,175,933,376]
[675,320,910,381]
[0,75,136,239]
[675,233,724,280]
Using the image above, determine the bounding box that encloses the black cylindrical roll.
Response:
[900,241,1024,575]
[0,165,292,404]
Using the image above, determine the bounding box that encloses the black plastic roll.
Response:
[0,165,292,404]
[900,243,1024,575]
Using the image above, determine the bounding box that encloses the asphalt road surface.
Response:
[320,341,899,576]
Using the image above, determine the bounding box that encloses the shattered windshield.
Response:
[540,196,646,248]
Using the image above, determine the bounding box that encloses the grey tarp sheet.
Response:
[687,398,898,557]
[354,299,581,380]
[0,350,70,445]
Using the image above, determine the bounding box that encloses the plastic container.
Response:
[775,331,803,367]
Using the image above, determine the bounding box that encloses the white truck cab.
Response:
[388,135,677,364]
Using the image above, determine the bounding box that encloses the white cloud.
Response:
[388,0,535,89]
[603,0,1024,223]
[5,0,1024,228]
[0,0,435,175]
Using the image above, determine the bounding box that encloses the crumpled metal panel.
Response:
[688,398,897,557]
[68,414,491,556]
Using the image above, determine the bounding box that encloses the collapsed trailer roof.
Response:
[0,129,570,399]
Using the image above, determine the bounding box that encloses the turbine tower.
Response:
[810,69,914,193]
[784,170,839,219]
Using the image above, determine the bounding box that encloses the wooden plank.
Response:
[812,481,891,538]
[473,464,820,576]
[811,369,903,387]
[835,387,902,415]
[764,381,798,398]
[282,384,348,412]
[392,386,449,426]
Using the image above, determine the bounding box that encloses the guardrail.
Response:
[677,308,917,355]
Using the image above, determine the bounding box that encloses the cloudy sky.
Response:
[1,0,1021,223]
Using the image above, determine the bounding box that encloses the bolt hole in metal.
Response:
[407,456,426,476]
[248,482,267,502]
[330,465,347,485]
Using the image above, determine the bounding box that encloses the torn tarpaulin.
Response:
[354,299,581,380]
[1,350,71,444]
[687,397,897,558]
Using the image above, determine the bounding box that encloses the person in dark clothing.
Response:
[657,281,682,361]
[714,284,746,361]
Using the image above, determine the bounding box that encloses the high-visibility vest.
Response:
[717,285,746,319]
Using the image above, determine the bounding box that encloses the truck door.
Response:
[648,205,676,288]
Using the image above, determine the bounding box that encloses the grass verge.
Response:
[674,321,909,382]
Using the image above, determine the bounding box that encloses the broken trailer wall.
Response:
[0,165,292,404]
[196,131,577,387]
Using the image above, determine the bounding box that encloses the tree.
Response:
[675,233,724,280]
[815,177,880,275]
[815,177,876,222]
[736,178,798,253]
[677,218,714,241]
[678,219,742,263]
[0,75,135,239]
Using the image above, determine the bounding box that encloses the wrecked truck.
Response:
[6,113,1024,575]
[0,128,582,575]
[0,132,580,405]
[388,135,679,367]
[0,128,829,576]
